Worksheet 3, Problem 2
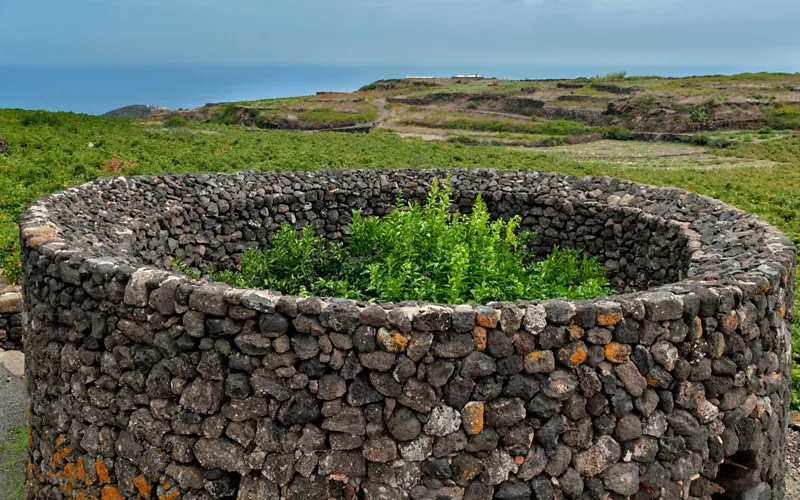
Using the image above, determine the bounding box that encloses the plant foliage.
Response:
[211,179,612,304]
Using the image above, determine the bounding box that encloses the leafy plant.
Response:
[20,111,63,127]
[593,71,627,81]
[165,116,188,128]
[211,179,612,304]
[769,105,800,130]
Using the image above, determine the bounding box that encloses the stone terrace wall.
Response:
[0,282,23,350]
[19,168,795,500]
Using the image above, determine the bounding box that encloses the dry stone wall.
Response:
[0,282,23,350]
[19,168,795,499]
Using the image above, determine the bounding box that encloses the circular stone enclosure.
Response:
[20,168,795,500]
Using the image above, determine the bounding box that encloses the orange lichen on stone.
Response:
[134,474,153,496]
[568,324,584,340]
[689,316,703,341]
[376,327,409,353]
[454,457,481,484]
[64,457,91,489]
[160,491,181,500]
[101,485,124,500]
[461,402,485,435]
[472,327,487,351]
[596,311,622,327]
[96,458,111,484]
[605,342,631,363]
[52,434,73,468]
[721,311,740,334]
[557,342,587,369]
[514,456,525,465]
[645,374,658,386]
[476,310,500,329]
[780,302,787,319]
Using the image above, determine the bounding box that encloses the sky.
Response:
[0,0,798,70]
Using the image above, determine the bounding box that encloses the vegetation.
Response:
[298,105,378,125]
[211,180,611,303]
[769,105,800,130]
[401,118,591,136]
[0,426,27,500]
[593,70,628,81]
[102,104,161,119]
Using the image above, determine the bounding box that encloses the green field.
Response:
[2,107,800,406]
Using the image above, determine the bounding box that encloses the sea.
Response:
[0,63,791,116]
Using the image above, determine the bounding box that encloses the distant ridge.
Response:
[102,104,170,118]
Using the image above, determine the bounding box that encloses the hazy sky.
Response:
[1,0,798,69]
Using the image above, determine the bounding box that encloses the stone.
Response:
[376,327,409,353]
[557,341,588,369]
[322,407,366,435]
[460,401,484,435]
[406,332,433,361]
[194,437,247,474]
[504,373,540,400]
[278,390,320,426]
[481,449,519,485]
[398,435,433,462]
[573,436,621,476]
[603,462,639,496]
[523,304,547,333]
[398,378,437,413]
[318,451,367,477]
[317,374,347,400]
[540,370,578,400]
[615,361,648,397]
[388,406,421,441]
[641,292,684,321]
[524,350,555,373]
[667,409,700,436]
[180,378,223,414]
[651,341,679,371]
[604,341,631,363]
[424,404,462,436]
[484,398,526,428]
[426,360,455,387]
[460,351,497,377]
[362,436,398,462]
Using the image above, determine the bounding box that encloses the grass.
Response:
[0,426,28,500]
[298,104,378,125]
[401,117,591,136]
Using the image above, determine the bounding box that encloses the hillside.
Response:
[102,104,170,118]
[157,72,800,144]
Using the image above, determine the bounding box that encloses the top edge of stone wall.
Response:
[17,168,797,319]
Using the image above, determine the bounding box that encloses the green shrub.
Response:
[209,104,241,125]
[769,105,800,130]
[601,126,634,140]
[20,111,63,127]
[593,71,627,81]
[165,116,188,128]
[211,179,612,304]
[690,134,711,146]
[403,118,590,136]
[690,100,719,124]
